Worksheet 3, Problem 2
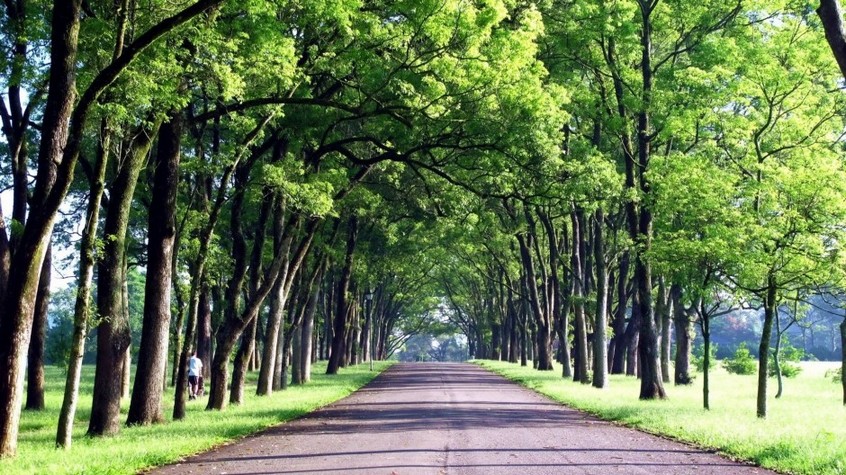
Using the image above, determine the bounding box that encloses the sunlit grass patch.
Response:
[0,361,392,475]
[476,359,844,475]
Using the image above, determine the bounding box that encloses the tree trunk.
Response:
[635,256,665,398]
[89,126,158,436]
[127,112,181,426]
[25,245,50,411]
[327,216,358,374]
[570,209,589,383]
[539,209,571,376]
[300,287,317,383]
[625,305,640,377]
[520,313,528,367]
[840,316,845,406]
[633,0,666,401]
[257,272,286,395]
[592,209,608,389]
[206,219,317,409]
[2,0,222,455]
[611,253,630,374]
[0,200,9,298]
[291,324,303,384]
[121,346,131,400]
[756,278,777,418]
[56,121,110,449]
[818,0,846,79]
[671,283,693,385]
[657,277,671,384]
[773,315,784,399]
[230,317,257,405]
[516,229,553,371]
[0,0,81,456]
[702,308,711,410]
[273,311,286,390]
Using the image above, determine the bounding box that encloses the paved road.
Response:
[148,363,775,475]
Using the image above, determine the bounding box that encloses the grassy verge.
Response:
[0,361,393,475]
[475,359,845,475]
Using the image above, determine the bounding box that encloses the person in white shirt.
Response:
[188,352,203,400]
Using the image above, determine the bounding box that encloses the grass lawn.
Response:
[0,361,392,475]
[476,359,845,475]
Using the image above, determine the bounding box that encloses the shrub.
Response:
[692,342,718,372]
[825,366,843,383]
[771,361,802,378]
[723,343,757,375]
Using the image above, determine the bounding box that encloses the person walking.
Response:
[188,352,203,400]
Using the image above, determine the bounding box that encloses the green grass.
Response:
[475,359,846,475]
[0,361,392,475]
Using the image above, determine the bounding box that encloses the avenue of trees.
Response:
[1,0,846,459]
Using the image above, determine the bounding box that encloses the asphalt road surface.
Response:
[147,362,776,475]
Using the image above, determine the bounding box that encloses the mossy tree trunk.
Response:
[127,113,182,426]
[88,122,160,436]
[25,245,50,411]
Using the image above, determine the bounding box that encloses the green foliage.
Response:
[723,343,757,375]
[824,367,841,383]
[44,288,76,370]
[692,342,718,373]
[45,287,97,368]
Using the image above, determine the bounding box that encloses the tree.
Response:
[0,0,224,456]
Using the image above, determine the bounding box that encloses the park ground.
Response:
[0,361,391,475]
[1,360,842,474]
[478,359,845,475]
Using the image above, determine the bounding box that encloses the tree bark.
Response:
[327,216,358,375]
[610,253,630,374]
[300,287,318,383]
[840,315,845,405]
[756,277,777,418]
[570,208,589,383]
[196,288,212,380]
[516,208,553,371]
[231,187,274,403]
[56,121,110,449]
[230,317,257,405]
[538,210,570,376]
[701,303,712,410]
[657,277,671,384]
[25,244,50,411]
[257,272,286,395]
[592,209,608,389]
[0,201,9,298]
[774,313,784,399]
[127,113,182,425]
[1,2,222,453]
[121,346,131,400]
[818,0,846,79]
[207,219,318,409]
[89,124,159,436]
[670,283,693,385]
[291,324,303,384]
[633,0,666,401]
[0,0,81,456]
[626,292,641,377]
